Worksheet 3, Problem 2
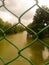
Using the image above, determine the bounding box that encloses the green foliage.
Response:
[27,6,49,38]
[0,18,4,29]
[16,24,25,33]
[0,18,25,34]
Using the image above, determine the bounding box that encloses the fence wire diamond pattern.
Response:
[0,0,49,65]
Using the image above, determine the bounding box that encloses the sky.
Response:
[0,0,49,25]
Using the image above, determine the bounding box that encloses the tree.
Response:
[0,18,4,29]
[0,18,25,34]
[16,24,25,33]
[27,6,49,38]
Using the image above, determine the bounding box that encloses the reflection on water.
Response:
[42,47,49,60]
[30,41,49,65]
[0,31,49,65]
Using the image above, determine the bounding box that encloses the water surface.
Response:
[0,31,49,65]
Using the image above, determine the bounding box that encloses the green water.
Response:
[0,31,49,65]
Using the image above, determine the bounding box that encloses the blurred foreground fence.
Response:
[0,0,49,65]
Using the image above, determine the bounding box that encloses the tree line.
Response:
[0,18,25,34]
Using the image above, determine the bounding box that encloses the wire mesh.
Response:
[0,0,49,65]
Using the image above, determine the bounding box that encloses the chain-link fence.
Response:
[0,0,49,65]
